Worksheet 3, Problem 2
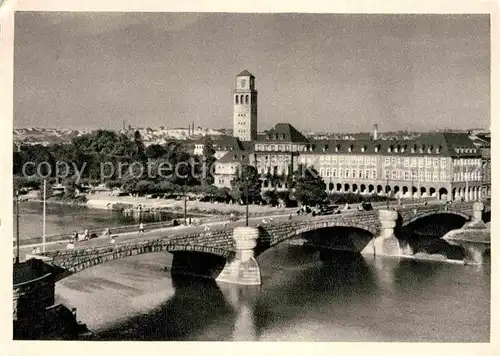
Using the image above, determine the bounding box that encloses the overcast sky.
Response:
[14,12,490,132]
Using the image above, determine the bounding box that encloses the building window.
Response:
[371,157,377,166]
[391,157,397,166]
[345,156,350,165]
[384,157,390,166]
[425,157,432,168]
[418,171,424,181]
[365,169,370,179]
[392,170,397,180]
[332,156,337,164]
[339,169,344,178]
[339,156,344,164]
[352,169,356,178]
[245,95,249,104]
[426,171,431,181]
[433,172,438,181]
[384,169,390,179]
[320,168,325,176]
[418,158,424,168]
[441,158,446,168]
[364,157,371,166]
[411,171,417,180]
[404,171,410,180]
[371,169,377,179]
[410,158,417,168]
[404,158,409,167]
[332,168,337,177]
[433,158,439,168]
[440,171,446,181]
[235,95,239,104]
[345,169,350,178]
[358,170,363,178]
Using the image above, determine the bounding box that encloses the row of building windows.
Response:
[235,95,250,104]
[315,155,378,166]
[257,154,291,162]
[382,169,448,182]
[319,168,377,180]
[384,157,447,169]
[453,172,482,181]
[299,143,446,154]
[236,114,246,117]
[453,158,481,166]
[256,144,307,152]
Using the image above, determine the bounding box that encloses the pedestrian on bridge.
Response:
[139,222,145,233]
[84,229,90,240]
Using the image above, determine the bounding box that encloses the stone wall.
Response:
[13,260,56,321]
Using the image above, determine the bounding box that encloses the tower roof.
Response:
[237,70,255,77]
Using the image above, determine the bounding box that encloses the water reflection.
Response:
[94,277,236,341]
[253,250,378,338]
[88,241,489,342]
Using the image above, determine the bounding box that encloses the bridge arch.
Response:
[256,218,379,257]
[402,210,471,227]
[41,238,234,278]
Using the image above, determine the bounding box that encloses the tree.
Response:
[230,165,261,204]
[263,189,278,206]
[145,144,167,160]
[292,164,327,206]
[133,130,146,161]
[201,138,216,185]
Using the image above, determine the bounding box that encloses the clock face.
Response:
[241,79,246,88]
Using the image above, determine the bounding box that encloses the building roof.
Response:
[210,135,245,151]
[217,150,252,164]
[299,132,480,158]
[258,123,309,143]
[237,70,254,77]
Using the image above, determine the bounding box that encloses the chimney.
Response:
[373,124,379,140]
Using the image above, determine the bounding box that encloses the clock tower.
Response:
[233,70,257,141]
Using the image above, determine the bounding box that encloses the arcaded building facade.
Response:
[214,71,484,201]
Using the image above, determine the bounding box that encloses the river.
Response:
[55,243,490,342]
[13,201,182,241]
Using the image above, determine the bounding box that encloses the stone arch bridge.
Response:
[34,202,489,285]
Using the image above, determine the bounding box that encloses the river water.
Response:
[55,243,490,342]
[13,201,181,241]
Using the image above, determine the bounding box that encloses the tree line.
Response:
[13,129,350,206]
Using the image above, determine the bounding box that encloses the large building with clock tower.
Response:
[233,70,257,141]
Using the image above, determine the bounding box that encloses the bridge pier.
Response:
[472,202,484,223]
[463,242,488,265]
[216,227,261,286]
[369,209,401,257]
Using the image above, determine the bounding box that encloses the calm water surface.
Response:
[14,201,180,240]
[56,243,490,342]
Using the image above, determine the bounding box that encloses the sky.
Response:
[14,12,490,133]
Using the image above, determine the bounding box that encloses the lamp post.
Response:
[15,190,20,265]
[386,177,390,209]
[183,179,187,225]
[42,179,46,253]
[245,182,249,227]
